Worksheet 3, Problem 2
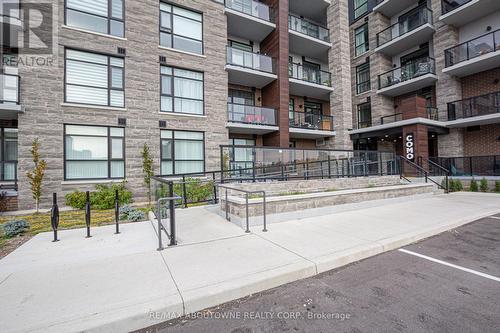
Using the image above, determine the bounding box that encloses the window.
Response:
[64,125,125,180]
[355,24,369,56]
[289,98,295,123]
[229,138,255,174]
[65,49,125,107]
[160,3,203,55]
[161,66,204,115]
[66,0,124,37]
[356,62,371,94]
[357,103,372,129]
[353,0,368,19]
[161,130,204,175]
[1,128,18,181]
[228,89,254,106]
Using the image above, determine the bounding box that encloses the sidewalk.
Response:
[0,192,499,333]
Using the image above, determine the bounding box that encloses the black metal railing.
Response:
[441,0,473,15]
[224,0,273,22]
[447,91,500,121]
[289,62,332,87]
[376,5,433,47]
[0,72,20,104]
[445,29,500,67]
[427,107,439,121]
[151,177,181,250]
[378,57,436,90]
[289,111,334,131]
[381,113,403,124]
[288,14,330,42]
[227,103,277,126]
[357,120,372,129]
[399,156,449,193]
[430,155,500,176]
[226,46,275,74]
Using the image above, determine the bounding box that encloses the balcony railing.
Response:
[226,46,275,74]
[288,14,329,42]
[227,103,277,126]
[357,120,372,129]
[289,63,332,87]
[376,5,433,47]
[447,91,500,121]
[427,107,439,121]
[430,155,500,176]
[445,29,500,67]
[225,0,272,22]
[0,72,20,105]
[378,57,435,90]
[381,113,402,125]
[289,111,334,131]
[441,0,473,15]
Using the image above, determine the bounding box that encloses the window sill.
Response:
[159,112,207,118]
[158,46,206,58]
[61,179,125,186]
[355,90,372,97]
[61,25,127,41]
[61,103,127,111]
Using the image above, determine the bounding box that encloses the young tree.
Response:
[142,143,154,205]
[26,138,47,213]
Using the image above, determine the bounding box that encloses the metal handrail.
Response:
[288,14,330,42]
[151,177,181,250]
[399,156,449,193]
[380,113,403,124]
[227,103,278,126]
[446,91,500,121]
[378,57,436,89]
[445,28,500,67]
[224,0,273,22]
[288,62,332,87]
[218,184,267,233]
[289,110,334,131]
[226,46,275,74]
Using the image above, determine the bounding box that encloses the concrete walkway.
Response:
[0,192,499,333]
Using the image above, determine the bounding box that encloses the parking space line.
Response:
[398,249,500,282]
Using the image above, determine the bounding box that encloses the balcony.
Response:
[288,15,331,62]
[375,5,435,56]
[289,111,335,139]
[440,0,500,27]
[289,0,330,28]
[0,71,22,118]
[373,0,420,18]
[446,91,500,127]
[288,63,334,101]
[225,46,277,88]
[226,103,279,134]
[443,29,500,77]
[380,108,439,125]
[224,0,276,42]
[377,58,437,96]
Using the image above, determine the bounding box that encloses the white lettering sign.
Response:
[405,134,415,161]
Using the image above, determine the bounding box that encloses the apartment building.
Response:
[1,0,352,210]
[348,0,500,165]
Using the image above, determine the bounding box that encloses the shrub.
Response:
[119,204,134,220]
[174,178,214,205]
[2,220,29,238]
[495,181,500,193]
[469,178,478,192]
[449,179,463,192]
[126,209,146,222]
[480,178,489,193]
[65,182,133,210]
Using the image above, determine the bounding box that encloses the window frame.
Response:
[63,124,126,181]
[64,0,125,37]
[228,138,256,174]
[357,102,372,129]
[353,0,368,19]
[356,61,371,95]
[64,48,125,108]
[160,129,205,176]
[160,65,205,115]
[0,127,18,181]
[354,23,369,57]
[159,2,204,55]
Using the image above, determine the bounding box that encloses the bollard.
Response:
[50,193,60,242]
[114,189,120,234]
[85,191,92,238]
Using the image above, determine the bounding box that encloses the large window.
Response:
[356,62,371,94]
[161,130,204,175]
[65,49,125,107]
[160,3,203,55]
[353,0,368,19]
[357,102,372,129]
[355,24,369,56]
[64,125,125,180]
[1,128,17,181]
[66,0,124,37]
[161,66,204,115]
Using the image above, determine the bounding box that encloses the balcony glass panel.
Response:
[289,63,332,87]
[226,46,275,73]
[227,103,277,126]
[447,91,500,120]
[225,0,272,22]
[288,15,329,42]
[441,0,473,15]
[445,29,500,67]
[289,111,334,131]
[378,58,435,89]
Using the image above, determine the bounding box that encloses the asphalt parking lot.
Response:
[137,215,500,333]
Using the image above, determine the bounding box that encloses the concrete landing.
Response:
[1,192,499,332]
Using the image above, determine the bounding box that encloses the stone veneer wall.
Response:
[17,0,229,209]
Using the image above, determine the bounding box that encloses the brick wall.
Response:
[461,67,500,99]
[463,124,500,156]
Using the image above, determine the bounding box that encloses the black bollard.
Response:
[50,193,60,242]
[114,189,120,234]
[85,191,91,238]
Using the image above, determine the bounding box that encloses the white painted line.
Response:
[489,216,500,220]
[398,249,500,282]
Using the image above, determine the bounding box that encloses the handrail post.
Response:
[262,192,267,232]
[169,182,177,246]
[212,173,218,204]
[225,188,229,221]
[446,175,449,194]
[182,175,188,208]
[157,198,163,251]
[245,193,250,233]
[305,158,309,180]
[50,193,59,242]
[280,164,285,181]
[114,189,120,234]
[328,155,332,179]
[85,191,91,238]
